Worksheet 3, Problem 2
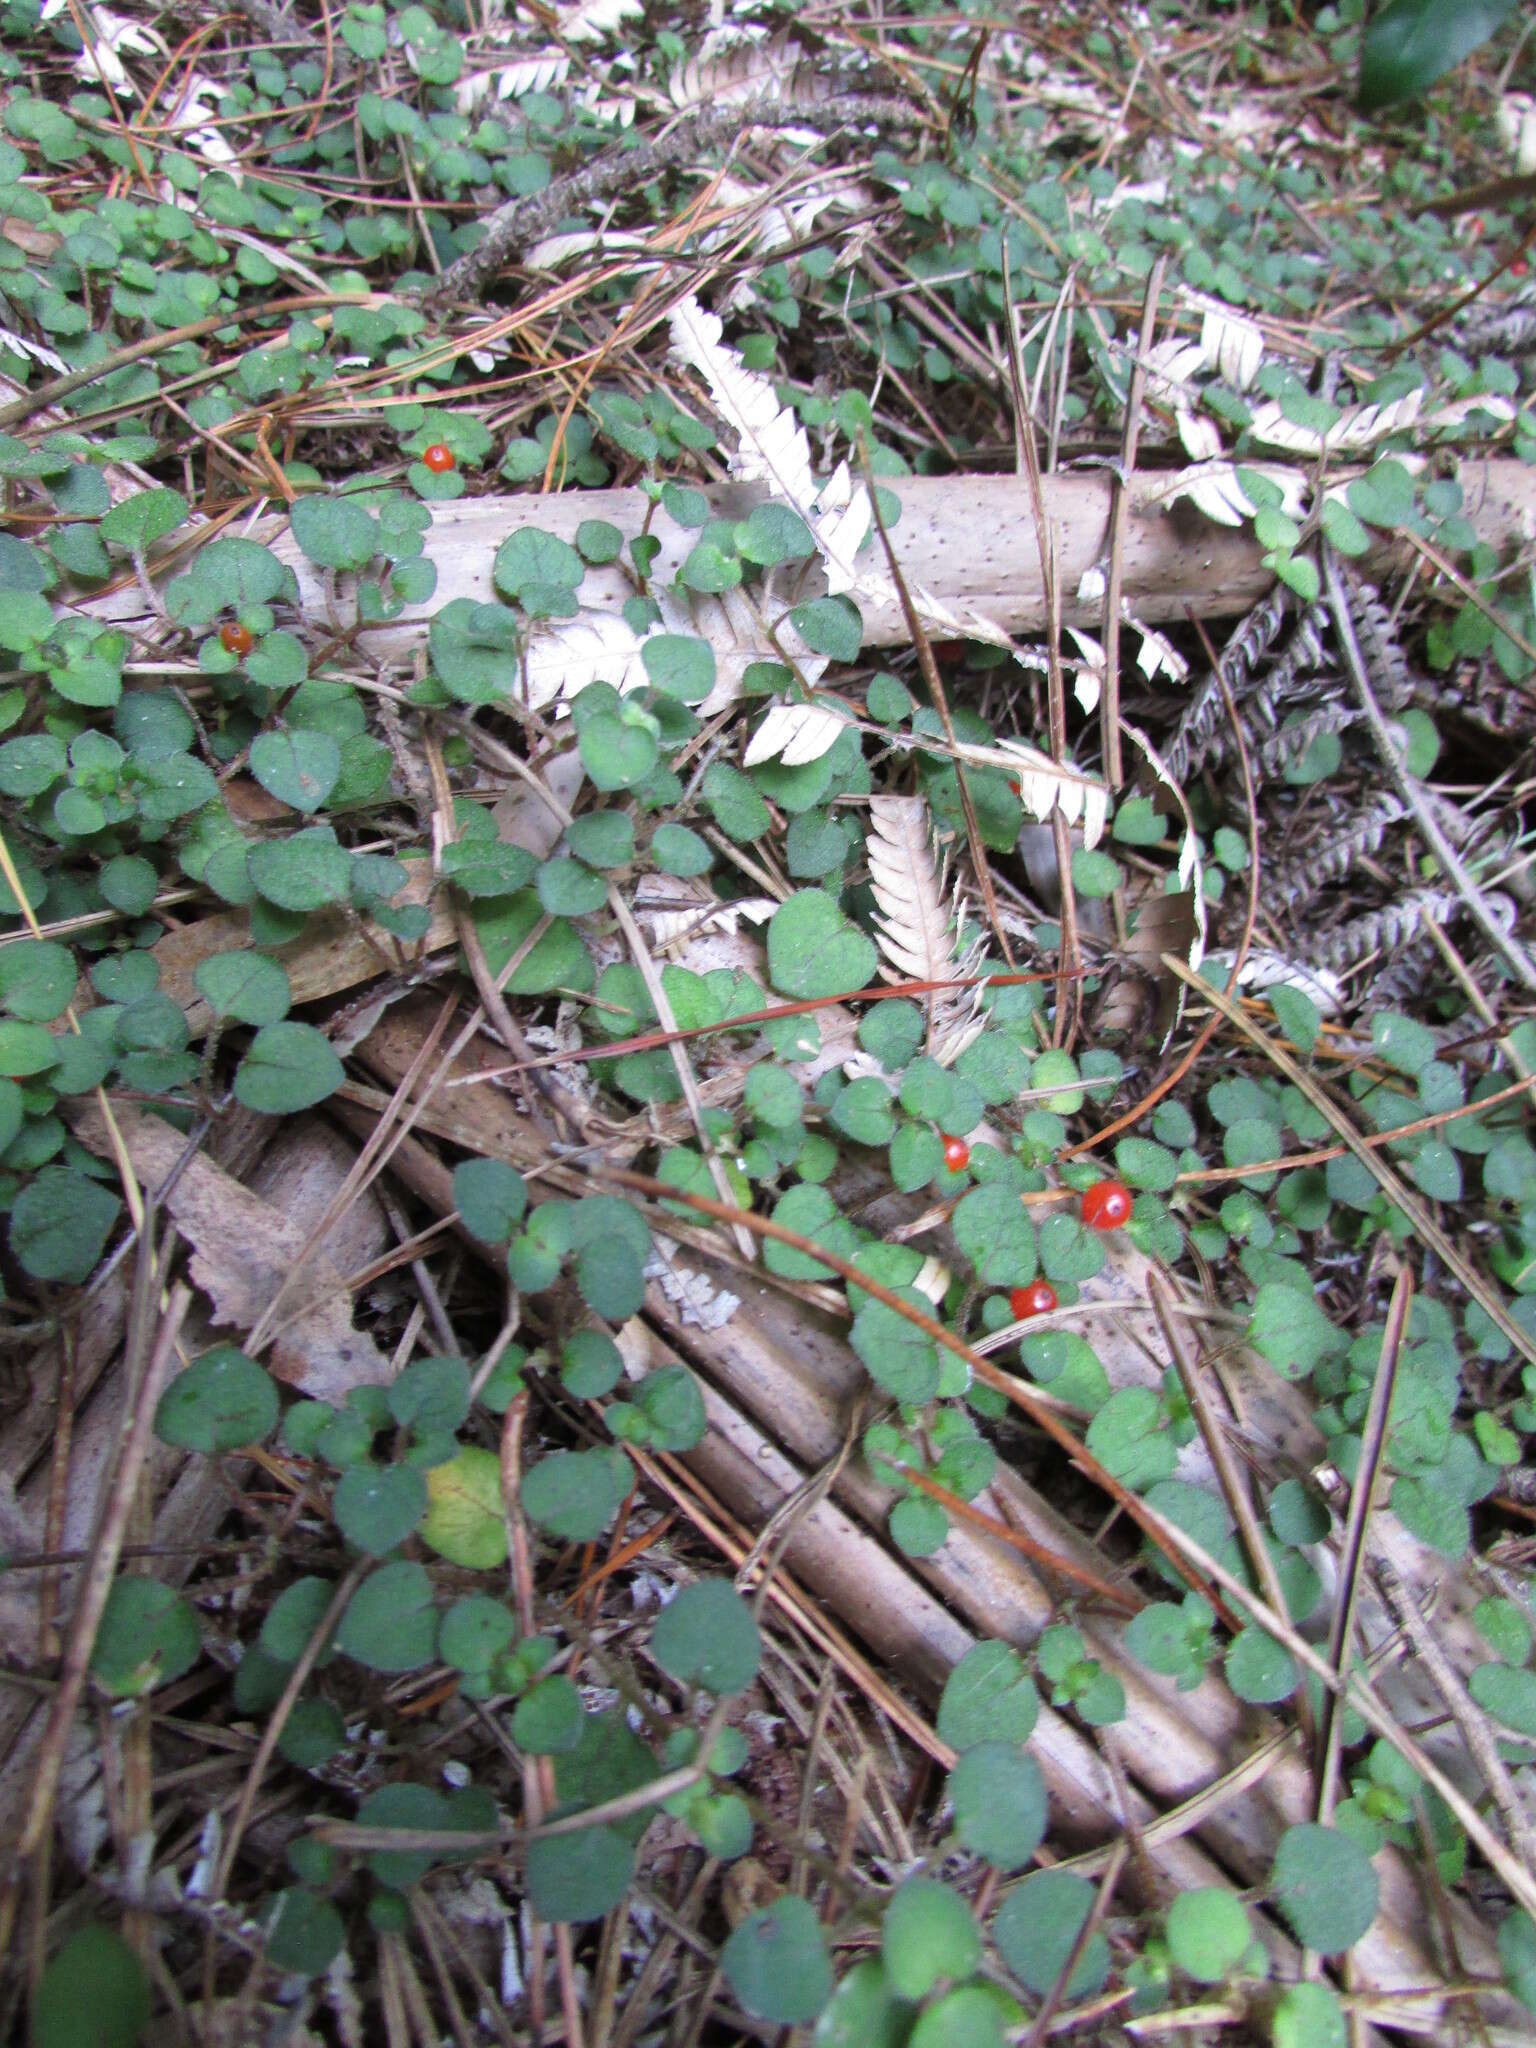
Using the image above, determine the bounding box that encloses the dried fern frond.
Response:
[1163,587,1294,783]
[1343,575,1413,713]
[867,796,956,987]
[664,28,836,115]
[1306,890,1461,975]
[865,795,982,1060]
[1249,701,1361,779]
[1267,793,1407,907]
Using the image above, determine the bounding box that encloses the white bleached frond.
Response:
[743,701,846,768]
[1247,387,1423,457]
[1064,627,1104,712]
[670,297,818,512]
[1141,337,1206,408]
[1153,460,1307,527]
[558,0,643,41]
[1132,617,1190,684]
[866,796,956,985]
[655,584,822,715]
[1177,409,1223,461]
[993,739,1109,849]
[911,1257,952,1308]
[455,51,571,112]
[522,608,649,711]
[0,326,66,375]
[667,28,808,112]
[1211,948,1343,1015]
[524,229,650,271]
[810,461,873,595]
[865,795,984,1060]
[1426,393,1518,434]
[1197,302,1264,390]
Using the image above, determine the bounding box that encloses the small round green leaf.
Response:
[993,1868,1109,1997]
[720,1896,833,2025]
[767,889,877,1001]
[194,951,291,1026]
[1272,1980,1347,2048]
[937,1642,1039,1752]
[1269,1823,1379,1954]
[234,1021,343,1112]
[526,1824,634,1924]
[453,1157,527,1244]
[34,1925,150,2048]
[337,1560,437,1672]
[881,1876,980,2000]
[10,1167,120,1283]
[90,1577,201,1697]
[1167,1887,1250,1983]
[334,1462,428,1555]
[651,1579,761,1696]
[947,1741,1047,1869]
[290,492,380,571]
[421,1445,507,1568]
[155,1346,278,1451]
[250,729,341,814]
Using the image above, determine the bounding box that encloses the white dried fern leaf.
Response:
[1152,460,1307,528]
[1194,300,1264,390]
[1132,616,1190,684]
[1208,949,1342,1015]
[1247,388,1423,457]
[667,28,811,112]
[455,51,571,112]
[1176,410,1223,461]
[866,796,956,986]
[558,0,642,42]
[670,297,818,514]
[656,585,825,715]
[0,326,66,376]
[866,795,983,1060]
[743,702,846,768]
[524,229,651,272]
[522,609,649,709]
[1141,337,1206,409]
[991,740,1109,849]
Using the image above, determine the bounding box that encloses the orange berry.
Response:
[421,442,456,473]
[1081,1179,1133,1231]
[941,1134,970,1173]
[1010,1280,1057,1319]
[220,622,253,656]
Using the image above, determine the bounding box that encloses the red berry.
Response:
[1010,1280,1058,1320]
[421,442,456,473]
[1512,258,1529,279]
[941,1134,970,1173]
[220,622,253,656]
[1081,1179,1133,1231]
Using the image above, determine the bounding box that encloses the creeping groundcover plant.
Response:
[4,1,1536,2045]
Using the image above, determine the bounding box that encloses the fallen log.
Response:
[80,458,1536,671]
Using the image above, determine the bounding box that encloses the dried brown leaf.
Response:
[73,1105,391,1401]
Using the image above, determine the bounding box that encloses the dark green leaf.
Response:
[1359,0,1519,111]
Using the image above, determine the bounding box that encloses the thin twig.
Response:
[1101,256,1167,789]
[1317,1268,1410,1824]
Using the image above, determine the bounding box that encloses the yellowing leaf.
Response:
[422,1446,507,1569]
